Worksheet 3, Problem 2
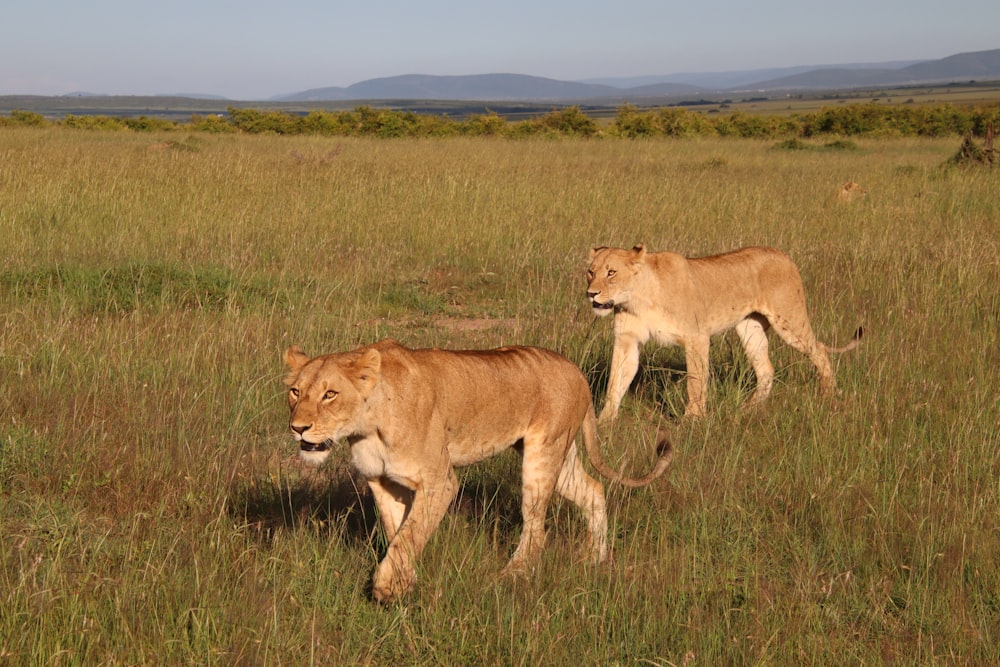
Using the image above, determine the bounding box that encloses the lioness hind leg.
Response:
[735,315,775,407]
[682,336,711,418]
[554,443,609,563]
[503,435,563,575]
[766,311,837,394]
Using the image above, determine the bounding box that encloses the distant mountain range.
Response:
[274,48,1000,103]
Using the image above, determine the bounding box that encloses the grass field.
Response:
[1,128,998,664]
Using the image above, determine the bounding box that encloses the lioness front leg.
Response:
[367,477,415,544]
[600,333,642,423]
[371,469,458,603]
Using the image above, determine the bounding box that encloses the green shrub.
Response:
[823,139,859,151]
[122,115,177,132]
[59,114,129,130]
[715,110,799,138]
[227,107,300,134]
[515,107,599,137]
[1,110,48,127]
[188,114,237,133]
[463,112,509,137]
[654,107,716,137]
[24,99,999,140]
[773,138,810,150]
[611,104,658,138]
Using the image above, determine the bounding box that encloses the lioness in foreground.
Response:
[587,244,862,420]
[283,340,672,603]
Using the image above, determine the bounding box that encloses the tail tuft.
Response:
[655,437,672,458]
[827,326,864,354]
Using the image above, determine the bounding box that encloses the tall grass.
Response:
[1,127,997,664]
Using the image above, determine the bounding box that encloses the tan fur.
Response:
[834,180,867,202]
[283,340,671,603]
[586,245,862,419]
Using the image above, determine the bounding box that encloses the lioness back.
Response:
[395,344,591,404]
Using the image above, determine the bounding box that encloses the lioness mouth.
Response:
[592,301,614,310]
[299,440,331,453]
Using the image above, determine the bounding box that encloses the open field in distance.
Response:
[1,128,998,664]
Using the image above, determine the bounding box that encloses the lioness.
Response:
[283,340,671,603]
[586,244,862,419]
[834,180,867,202]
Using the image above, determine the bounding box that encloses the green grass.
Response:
[1,127,998,664]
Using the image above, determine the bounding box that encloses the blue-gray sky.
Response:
[3,0,998,100]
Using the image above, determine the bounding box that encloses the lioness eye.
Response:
[586,270,594,280]
[289,387,299,398]
[323,390,338,400]
[607,269,616,278]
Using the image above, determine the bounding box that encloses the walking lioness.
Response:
[283,340,671,603]
[586,244,862,419]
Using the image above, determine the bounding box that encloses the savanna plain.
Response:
[1,127,998,665]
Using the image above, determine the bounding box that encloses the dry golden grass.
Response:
[1,128,998,664]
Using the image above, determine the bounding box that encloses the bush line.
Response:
[3,102,999,139]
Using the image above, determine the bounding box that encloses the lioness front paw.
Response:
[372,561,416,604]
[682,404,705,419]
[499,560,531,579]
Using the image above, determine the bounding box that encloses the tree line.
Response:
[3,102,998,139]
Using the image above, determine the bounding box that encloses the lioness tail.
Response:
[825,326,864,354]
[580,406,672,488]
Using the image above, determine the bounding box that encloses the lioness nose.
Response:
[290,424,310,435]
[587,291,599,299]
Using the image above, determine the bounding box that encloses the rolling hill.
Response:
[742,48,1000,90]
[273,48,1000,102]
[276,73,703,102]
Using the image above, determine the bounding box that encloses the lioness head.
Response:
[586,244,646,316]
[282,345,381,465]
[835,180,867,202]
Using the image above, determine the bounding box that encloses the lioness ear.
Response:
[632,243,647,259]
[352,348,381,397]
[589,246,608,261]
[283,346,310,387]
[284,345,310,373]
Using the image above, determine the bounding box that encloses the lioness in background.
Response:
[283,340,672,603]
[586,244,862,419]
